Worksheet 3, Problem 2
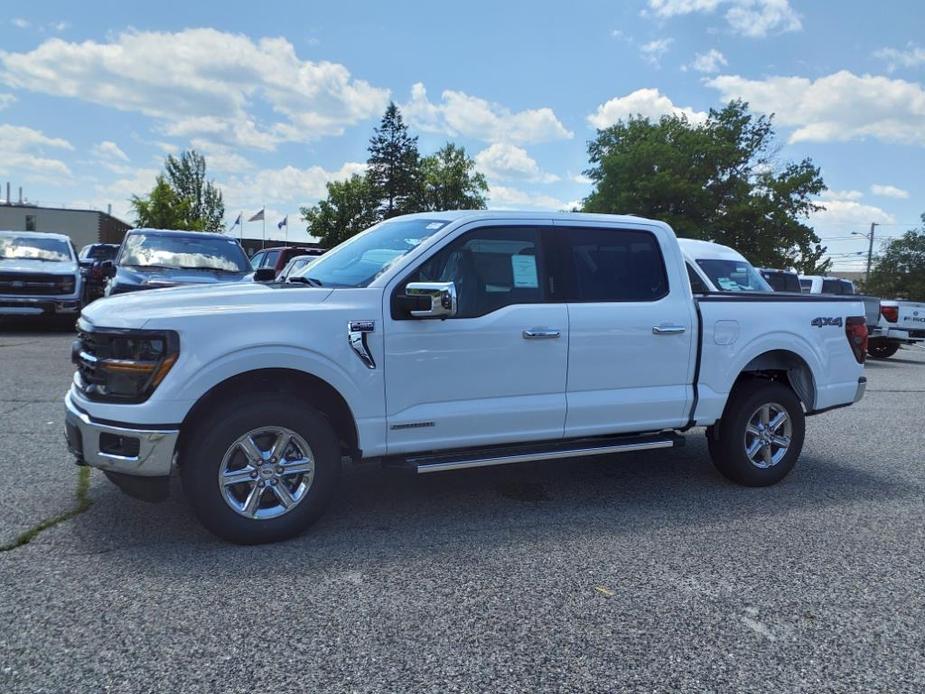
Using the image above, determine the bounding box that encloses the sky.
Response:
[0,0,922,268]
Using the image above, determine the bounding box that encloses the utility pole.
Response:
[866,222,877,283]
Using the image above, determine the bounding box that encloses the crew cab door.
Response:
[551,222,696,436]
[383,223,568,454]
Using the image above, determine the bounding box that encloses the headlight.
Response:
[59,276,76,293]
[72,328,179,402]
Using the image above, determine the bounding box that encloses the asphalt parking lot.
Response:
[1,322,923,693]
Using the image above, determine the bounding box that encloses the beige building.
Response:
[0,202,131,251]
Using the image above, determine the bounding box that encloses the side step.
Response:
[384,432,684,474]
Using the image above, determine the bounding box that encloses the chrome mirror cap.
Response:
[405,281,457,318]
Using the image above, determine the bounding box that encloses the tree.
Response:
[417,143,488,211]
[793,242,833,275]
[865,215,925,300]
[130,150,224,231]
[301,174,381,248]
[582,100,827,268]
[367,102,421,218]
[130,177,193,230]
[164,150,225,231]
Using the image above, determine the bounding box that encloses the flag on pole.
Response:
[277,216,288,230]
[249,208,265,222]
[229,213,242,231]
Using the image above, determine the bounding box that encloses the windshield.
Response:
[296,218,451,287]
[0,235,72,262]
[119,233,250,272]
[762,271,801,293]
[696,259,772,292]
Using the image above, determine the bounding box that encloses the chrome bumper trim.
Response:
[854,377,867,404]
[64,393,178,477]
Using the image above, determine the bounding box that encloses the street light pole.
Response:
[866,222,877,283]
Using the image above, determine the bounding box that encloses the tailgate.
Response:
[898,302,925,331]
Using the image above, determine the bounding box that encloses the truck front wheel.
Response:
[180,396,341,544]
[709,380,805,487]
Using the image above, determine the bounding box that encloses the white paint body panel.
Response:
[70,211,866,464]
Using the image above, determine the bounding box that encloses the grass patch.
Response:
[0,466,93,552]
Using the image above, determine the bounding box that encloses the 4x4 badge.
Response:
[347,321,376,369]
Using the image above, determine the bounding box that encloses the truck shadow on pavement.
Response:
[63,434,916,563]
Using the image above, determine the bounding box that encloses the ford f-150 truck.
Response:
[1,230,83,324]
[65,212,869,544]
[867,299,925,358]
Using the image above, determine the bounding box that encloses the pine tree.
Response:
[367,103,421,218]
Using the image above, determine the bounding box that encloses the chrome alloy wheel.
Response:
[744,403,792,469]
[218,427,315,519]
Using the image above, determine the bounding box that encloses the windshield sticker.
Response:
[717,277,738,290]
[425,222,445,230]
[511,255,538,288]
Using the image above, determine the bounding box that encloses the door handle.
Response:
[652,324,686,335]
[523,328,561,339]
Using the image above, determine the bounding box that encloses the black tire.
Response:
[709,379,805,487]
[180,395,341,544]
[867,340,899,359]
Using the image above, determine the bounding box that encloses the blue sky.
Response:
[1,0,922,268]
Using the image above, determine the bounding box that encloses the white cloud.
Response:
[487,185,569,211]
[0,93,14,110]
[11,18,30,29]
[809,199,896,241]
[0,123,73,182]
[587,88,707,129]
[647,0,801,38]
[572,173,594,185]
[474,143,559,183]
[821,189,864,201]
[188,139,253,174]
[640,38,674,67]
[874,43,925,72]
[0,28,390,150]
[870,184,909,199]
[402,82,572,144]
[219,162,367,209]
[706,71,925,145]
[684,49,727,73]
[92,141,129,162]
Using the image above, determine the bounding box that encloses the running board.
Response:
[384,433,683,474]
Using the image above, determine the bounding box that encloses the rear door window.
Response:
[558,227,668,302]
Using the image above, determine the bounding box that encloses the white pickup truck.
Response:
[65,212,869,544]
[868,299,925,358]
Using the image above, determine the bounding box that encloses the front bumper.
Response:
[1,296,81,316]
[64,393,179,477]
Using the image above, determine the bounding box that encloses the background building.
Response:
[1,184,130,250]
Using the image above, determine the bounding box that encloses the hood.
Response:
[0,257,77,275]
[112,265,250,290]
[82,281,334,329]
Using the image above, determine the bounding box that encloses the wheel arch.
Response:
[178,368,360,462]
[734,349,817,410]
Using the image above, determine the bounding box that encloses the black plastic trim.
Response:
[103,470,170,503]
[681,300,704,431]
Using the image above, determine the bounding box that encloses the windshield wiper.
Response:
[289,276,323,287]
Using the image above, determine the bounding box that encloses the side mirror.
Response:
[399,281,457,318]
[253,267,277,282]
[99,260,115,277]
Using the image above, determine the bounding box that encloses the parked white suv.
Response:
[65,212,868,543]
[678,238,772,293]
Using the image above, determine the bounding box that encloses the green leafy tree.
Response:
[793,242,833,275]
[582,100,826,268]
[367,102,421,218]
[130,177,194,229]
[301,174,381,248]
[130,150,224,231]
[417,143,488,211]
[865,215,925,300]
[164,150,225,231]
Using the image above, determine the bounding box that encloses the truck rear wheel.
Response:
[867,340,899,359]
[180,396,340,544]
[709,380,805,487]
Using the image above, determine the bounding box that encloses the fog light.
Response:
[99,433,141,458]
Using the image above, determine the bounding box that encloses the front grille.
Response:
[0,272,73,295]
[74,329,107,394]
